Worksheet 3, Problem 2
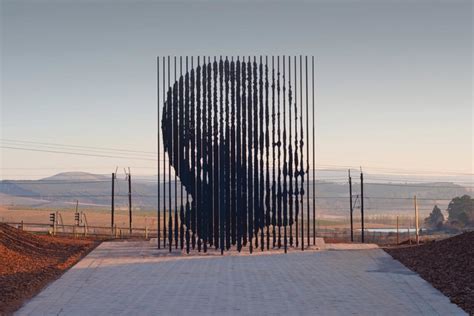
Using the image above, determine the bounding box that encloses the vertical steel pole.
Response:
[300,55,304,251]
[128,172,132,235]
[111,172,115,231]
[349,170,353,242]
[174,56,178,249]
[312,56,316,245]
[157,57,160,248]
[360,169,365,243]
[415,195,419,244]
[282,56,287,253]
[168,55,172,252]
[288,56,293,248]
[164,56,169,248]
[277,56,282,249]
[294,55,299,248]
[306,56,309,246]
[179,56,184,250]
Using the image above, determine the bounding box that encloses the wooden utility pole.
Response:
[111,172,115,231]
[396,215,399,245]
[349,170,353,242]
[360,168,365,243]
[414,195,419,245]
[128,168,132,235]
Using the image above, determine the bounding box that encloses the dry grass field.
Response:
[0,204,400,232]
[0,205,158,230]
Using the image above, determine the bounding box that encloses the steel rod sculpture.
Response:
[158,55,315,253]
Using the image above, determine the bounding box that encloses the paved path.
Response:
[17,241,465,315]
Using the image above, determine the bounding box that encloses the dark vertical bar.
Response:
[199,57,204,251]
[174,56,178,249]
[219,57,225,254]
[312,56,316,245]
[184,56,190,248]
[306,56,310,246]
[247,56,253,253]
[128,172,132,235]
[253,56,259,250]
[349,170,353,242]
[288,56,293,247]
[259,56,265,251]
[202,56,208,252]
[277,55,282,249]
[265,56,270,250]
[230,57,237,247]
[282,56,287,253]
[361,170,365,243]
[236,57,242,251]
[196,56,202,251]
[111,172,115,230]
[241,59,248,248]
[213,57,219,249]
[207,57,213,247]
[300,55,304,251]
[179,56,184,250]
[185,56,190,254]
[190,56,196,250]
[271,56,276,248]
[225,57,231,250]
[168,55,172,252]
[294,55,299,248]
[164,56,169,248]
[157,57,160,248]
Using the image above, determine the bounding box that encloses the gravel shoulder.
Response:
[385,232,474,315]
[0,224,99,314]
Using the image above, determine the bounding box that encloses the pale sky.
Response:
[1,0,472,180]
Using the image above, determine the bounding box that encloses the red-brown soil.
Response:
[0,223,98,315]
[385,232,474,315]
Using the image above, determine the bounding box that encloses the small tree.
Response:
[447,195,473,227]
[424,205,444,229]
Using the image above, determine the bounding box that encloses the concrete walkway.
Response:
[17,241,466,315]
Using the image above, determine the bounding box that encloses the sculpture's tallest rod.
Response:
[306,55,310,246]
[312,56,316,245]
[264,56,270,250]
[179,56,184,250]
[157,57,160,249]
[168,55,172,252]
[288,56,293,247]
[300,55,304,251]
[282,56,287,253]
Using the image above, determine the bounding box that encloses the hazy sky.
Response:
[1,0,472,179]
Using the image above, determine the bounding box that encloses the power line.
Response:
[1,138,157,155]
[1,146,157,161]
[315,163,473,175]
[363,183,473,189]
[364,177,474,183]
[0,180,111,185]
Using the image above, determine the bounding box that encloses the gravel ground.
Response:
[385,232,474,315]
[0,223,98,314]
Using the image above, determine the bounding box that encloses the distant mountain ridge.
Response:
[0,172,470,215]
[40,172,108,181]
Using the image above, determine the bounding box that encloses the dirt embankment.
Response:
[385,231,474,315]
[0,223,98,314]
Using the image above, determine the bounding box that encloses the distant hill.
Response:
[41,172,108,181]
[0,172,470,216]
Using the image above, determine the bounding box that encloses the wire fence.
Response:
[2,220,452,246]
